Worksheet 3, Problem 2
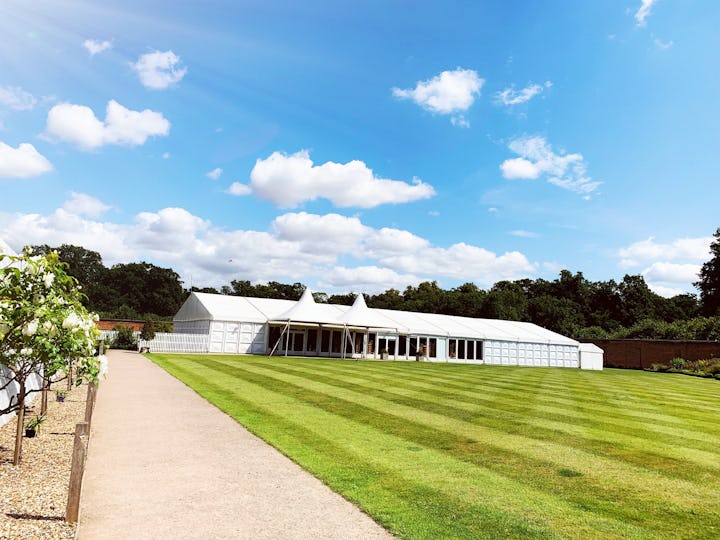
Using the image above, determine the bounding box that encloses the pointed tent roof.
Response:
[337,294,397,330]
[272,288,345,325]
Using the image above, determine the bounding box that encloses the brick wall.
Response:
[581,339,720,369]
[97,319,145,332]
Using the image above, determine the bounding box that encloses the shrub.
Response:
[112,324,138,350]
[140,319,156,341]
[669,357,686,370]
[649,363,669,372]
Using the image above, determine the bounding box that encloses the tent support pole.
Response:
[268,322,290,358]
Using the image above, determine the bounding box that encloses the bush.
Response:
[112,324,138,350]
[669,357,686,370]
[649,363,669,372]
[140,319,156,341]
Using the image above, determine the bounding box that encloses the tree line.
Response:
[30,227,720,340]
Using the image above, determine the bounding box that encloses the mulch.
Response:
[0,381,88,540]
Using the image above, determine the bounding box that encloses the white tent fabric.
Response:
[174,291,579,346]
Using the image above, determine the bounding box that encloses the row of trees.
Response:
[33,228,720,340]
[29,245,185,319]
[0,249,102,464]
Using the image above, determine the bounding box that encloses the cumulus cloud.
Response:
[63,192,110,218]
[206,167,222,179]
[226,182,251,196]
[83,39,112,56]
[618,235,711,296]
[319,266,420,292]
[618,236,712,268]
[635,0,657,27]
[500,135,601,197]
[45,100,170,150]
[392,68,483,126]
[0,201,540,292]
[132,50,187,89]
[0,85,37,110]
[249,150,435,208]
[496,82,551,106]
[0,142,52,178]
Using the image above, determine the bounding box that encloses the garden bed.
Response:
[0,382,87,539]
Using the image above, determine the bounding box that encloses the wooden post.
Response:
[83,381,97,429]
[12,383,26,466]
[66,422,89,523]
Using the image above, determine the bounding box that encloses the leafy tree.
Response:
[482,281,528,321]
[528,295,584,335]
[368,288,404,310]
[696,228,720,316]
[0,249,101,464]
[112,325,138,350]
[140,319,156,341]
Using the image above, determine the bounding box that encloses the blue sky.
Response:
[1,0,718,296]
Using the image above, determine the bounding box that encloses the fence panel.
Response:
[138,333,209,353]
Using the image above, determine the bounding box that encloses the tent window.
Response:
[269,326,281,352]
[449,339,456,359]
[458,340,466,360]
[409,337,418,356]
[428,338,437,358]
[331,331,341,353]
[367,333,376,354]
[398,336,407,356]
[320,330,331,353]
[354,332,364,353]
[307,329,317,352]
[467,340,475,360]
[477,341,484,360]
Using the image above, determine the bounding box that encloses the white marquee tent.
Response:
[174,291,602,369]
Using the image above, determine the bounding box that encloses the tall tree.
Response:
[695,228,720,316]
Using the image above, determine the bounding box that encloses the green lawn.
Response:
[148,354,720,539]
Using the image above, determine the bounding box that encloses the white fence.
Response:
[138,332,209,353]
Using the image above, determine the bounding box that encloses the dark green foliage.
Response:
[669,357,686,370]
[112,325,137,350]
[695,228,720,316]
[140,319,156,341]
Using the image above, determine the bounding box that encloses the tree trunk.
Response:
[13,383,26,466]
[41,378,48,415]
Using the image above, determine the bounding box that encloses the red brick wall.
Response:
[581,339,720,369]
[97,319,145,332]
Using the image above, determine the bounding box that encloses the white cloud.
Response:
[0,141,52,178]
[272,212,370,255]
[618,236,712,268]
[45,100,170,150]
[618,235,711,296]
[509,230,539,238]
[0,201,540,292]
[635,0,657,27]
[83,39,112,56]
[654,38,673,50]
[392,68,484,125]
[319,266,420,293]
[500,158,540,180]
[63,192,110,218]
[132,50,187,89]
[162,152,171,159]
[206,167,222,179]
[0,85,37,111]
[226,182,251,196]
[249,150,435,208]
[496,82,551,106]
[500,135,601,196]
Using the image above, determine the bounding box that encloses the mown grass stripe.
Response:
[152,355,657,539]
[317,360,720,433]
[203,356,719,523]
[273,359,720,449]
[239,358,720,468]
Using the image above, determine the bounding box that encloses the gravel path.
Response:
[0,380,86,540]
[77,350,393,539]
